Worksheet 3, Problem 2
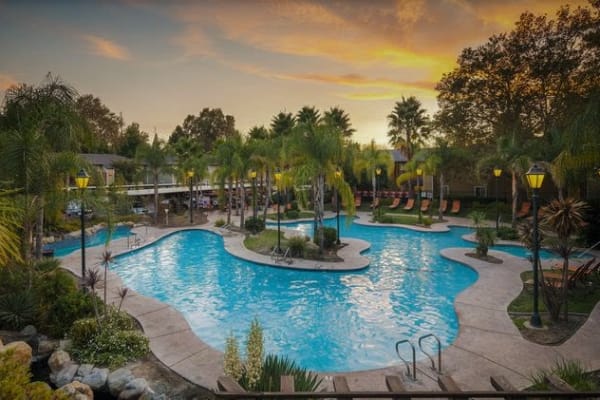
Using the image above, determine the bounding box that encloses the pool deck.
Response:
[58,211,600,392]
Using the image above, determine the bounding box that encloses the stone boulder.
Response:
[2,340,32,365]
[80,366,109,391]
[118,377,149,399]
[48,349,71,373]
[56,380,94,400]
[108,367,135,396]
[53,363,79,388]
[0,337,3,349]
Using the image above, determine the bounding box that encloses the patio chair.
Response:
[370,197,380,209]
[388,197,401,210]
[354,195,362,207]
[516,201,531,218]
[450,199,461,214]
[403,198,415,211]
[543,257,595,288]
[420,198,431,212]
[439,199,448,214]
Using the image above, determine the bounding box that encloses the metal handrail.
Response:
[395,340,416,380]
[418,333,441,373]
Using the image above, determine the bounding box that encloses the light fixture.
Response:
[525,163,545,328]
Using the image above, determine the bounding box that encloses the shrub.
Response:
[314,227,337,249]
[497,226,518,241]
[0,291,37,330]
[70,310,149,368]
[378,215,395,224]
[245,217,265,234]
[422,216,432,227]
[287,236,306,258]
[285,209,299,219]
[257,354,322,392]
[43,291,96,337]
[530,359,597,391]
[215,218,226,227]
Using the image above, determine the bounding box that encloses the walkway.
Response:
[58,211,600,392]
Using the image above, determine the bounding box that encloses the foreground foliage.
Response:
[530,359,598,391]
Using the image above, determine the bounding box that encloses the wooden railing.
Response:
[214,374,600,399]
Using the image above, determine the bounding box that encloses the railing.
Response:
[418,333,441,373]
[214,391,598,399]
[395,339,416,380]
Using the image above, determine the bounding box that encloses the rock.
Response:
[20,325,37,337]
[108,367,135,396]
[56,380,94,400]
[118,377,149,399]
[81,367,109,391]
[37,338,58,355]
[54,363,79,387]
[59,338,73,350]
[2,341,32,365]
[48,349,72,373]
[76,363,94,378]
[0,338,3,349]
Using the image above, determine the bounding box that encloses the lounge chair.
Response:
[516,201,531,218]
[388,197,401,210]
[440,199,448,214]
[420,198,431,212]
[354,195,362,207]
[403,198,415,211]
[370,197,380,209]
[450,199,461,214]
[543,257,596,288]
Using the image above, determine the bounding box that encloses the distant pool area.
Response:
[48,225,132,257]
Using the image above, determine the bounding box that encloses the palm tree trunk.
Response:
[561,256,569,321]
[263,169,271,221]
[227,178,233,225]
[153,171,159,225]
[438,173,445,221]
[511,170,518,227]
[34,197,44,259]
[239,179,246,228]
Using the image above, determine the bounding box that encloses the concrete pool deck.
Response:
[58,211,600,392]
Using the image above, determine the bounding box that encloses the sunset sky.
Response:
[0,0,589,145]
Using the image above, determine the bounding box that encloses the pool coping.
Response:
[58,211,600,392]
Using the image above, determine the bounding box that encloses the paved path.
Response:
[58,211,600,392]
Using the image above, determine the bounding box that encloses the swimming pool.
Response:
[114,218,523,372]
[48,225,132,257]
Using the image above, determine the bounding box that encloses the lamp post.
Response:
[187,170,194,224]
[375,167,382,221]
[274,169,282,254]
[525,164,545,328]
[493,167,502,232]
[75,169,90,285]
[250,169,257,219]
[416,168,423,224]
[335,167,342,245]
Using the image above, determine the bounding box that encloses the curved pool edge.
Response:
[58,214,600,392]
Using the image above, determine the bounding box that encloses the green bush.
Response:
[285,209,299,219]
[43,291,96,337]
[255,354,322,392]
[245,217,265,234]
[314,227,337,249]
[422,216,432,227]
[497,226,519,241]
[215,218,226,227]
[378,215,395,224]
[70,310,148,368]
[287,236,307,258]
[530,359,597,391]
[0,291,37,330]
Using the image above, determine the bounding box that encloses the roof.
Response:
[389,149,408,163]
[81,153,131,168]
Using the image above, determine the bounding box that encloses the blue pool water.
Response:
[111,218,549,372]
[48,225,132,257]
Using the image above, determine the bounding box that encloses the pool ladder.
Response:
[395,333,442,380]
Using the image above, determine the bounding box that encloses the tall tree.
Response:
[296,106,320,127]
[116,122,149,158]
[169,108,236,152]
[387,96,430,161]
[269,112,295,137]
[353,140,393,198]
[323,107,355,138]
[135,134,171,224]
[76,94,123,153]
[0,73,85,259]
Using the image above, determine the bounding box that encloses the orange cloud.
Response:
[83,35,131,60]
[0,73,18,90]
[171,26,214,58]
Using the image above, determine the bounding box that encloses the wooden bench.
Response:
[217,376,246,393]
[437,375,462,399]
[490,375,524,399]
[280,375,295,393]
[385,375,408,400]
[333,376,352,400]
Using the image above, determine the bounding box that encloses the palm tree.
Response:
[212,135,244,225]
[100,249,114,308]
[387,96,430,161]
[0,191,23,265]
[296,106,320,127]
[270,112,295,137]
[540,198,589,321]
[353,140,393,199]
[0,74,85,260]
[323,107,355,138]
[135,134,171,224]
